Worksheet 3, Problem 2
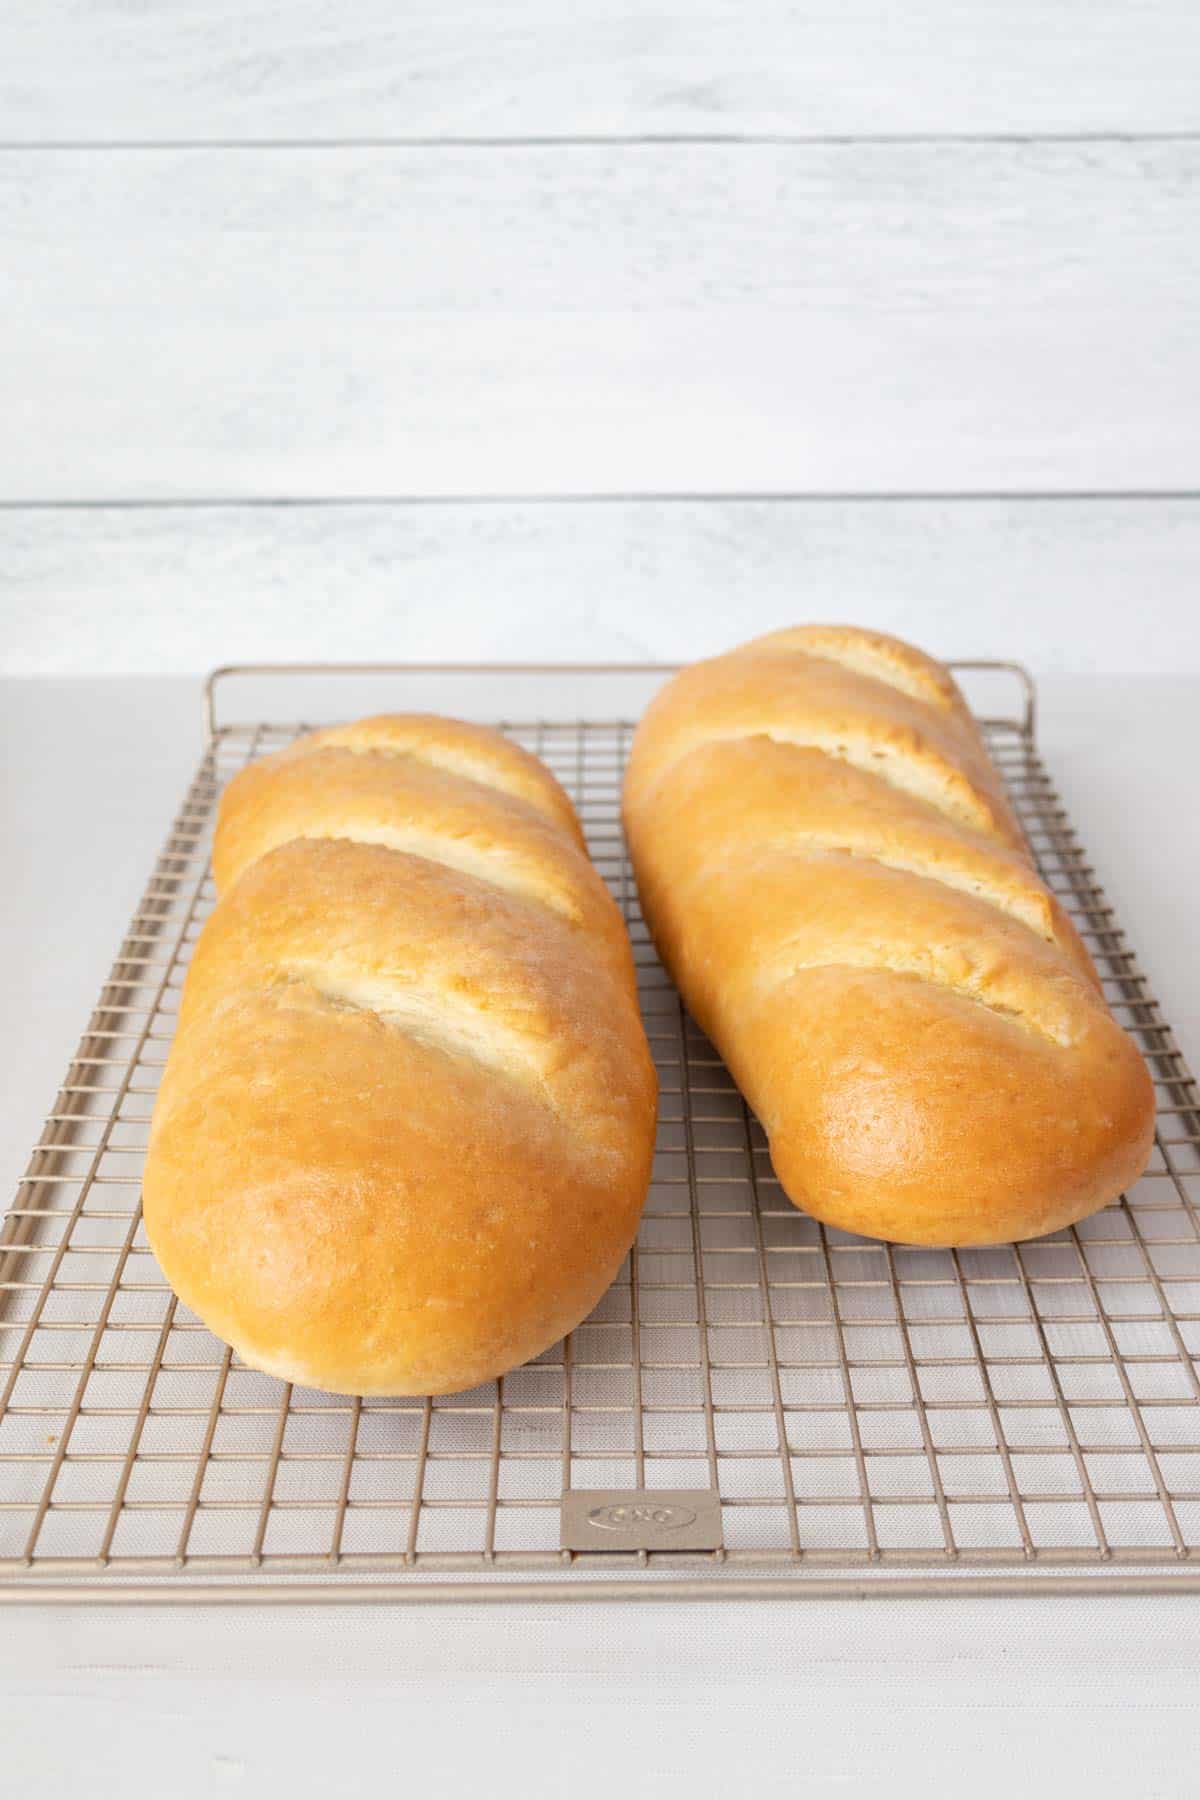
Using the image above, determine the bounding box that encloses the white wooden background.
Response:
[3,2,1200,674]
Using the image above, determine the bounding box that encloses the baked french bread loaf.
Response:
[144,716,657,1396]
[622,627,1154,1247]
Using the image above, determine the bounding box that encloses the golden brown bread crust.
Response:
[213,743,607,929]
[628,628,1026,851]
[623,627,1154,1247]
[144,716,656,1396]
[296,713,585,843]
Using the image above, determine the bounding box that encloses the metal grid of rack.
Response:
[2,662,1199,1603]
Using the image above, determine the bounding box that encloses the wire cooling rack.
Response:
[2,661,1199,1605]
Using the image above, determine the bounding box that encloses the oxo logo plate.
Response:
[560,1488,724,1554]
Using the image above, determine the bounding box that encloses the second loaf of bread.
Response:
[622,627,1154,1247]
[144,715,657,1396]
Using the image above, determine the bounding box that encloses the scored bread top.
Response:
[282,714,585,843]
[625,628,1024,851]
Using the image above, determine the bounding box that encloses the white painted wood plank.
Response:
[5,1,1200,141]
[2,143,1198,499]
[4,498,1198,675]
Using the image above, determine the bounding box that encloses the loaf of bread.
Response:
[623,627,1154,1247]
[144,715,657,1396]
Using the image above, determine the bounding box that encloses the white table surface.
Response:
[3,671,1200,1798]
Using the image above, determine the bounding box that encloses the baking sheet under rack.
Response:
[3,660,1199,1605]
